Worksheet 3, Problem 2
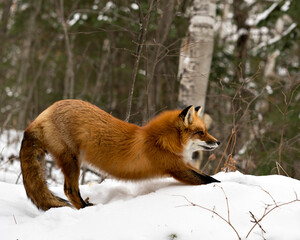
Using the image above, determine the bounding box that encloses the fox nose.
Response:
[217,141,220,145]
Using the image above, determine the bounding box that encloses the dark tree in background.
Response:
[0,0,299,178]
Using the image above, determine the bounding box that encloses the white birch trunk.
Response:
[178,0,216,116]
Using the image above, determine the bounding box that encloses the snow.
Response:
[184,57,190,65]
[68,13,81,26]
[0,129,23,183]
[281,1,291,12]
[103,1,115,12]
[1,172,300,240]
[130,3,139,11]
[237,28,249,37]
[265,85,274,95]
[1,130,300,239]
[268,22,297,45]
[247,2,279,27]
[251,22,297,53]
[0,129,22,160]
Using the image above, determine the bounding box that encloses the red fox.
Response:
[20,99,220,210]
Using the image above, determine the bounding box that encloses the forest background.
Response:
[0,0,299,179]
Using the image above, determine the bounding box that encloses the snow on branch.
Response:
[251,22,297,53]
[246,1,281,27]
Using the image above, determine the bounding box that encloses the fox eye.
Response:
[196,131,204,136]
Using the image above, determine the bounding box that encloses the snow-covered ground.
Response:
[1,130,300,240]
[1,172,300,240]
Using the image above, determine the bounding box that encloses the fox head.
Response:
[179,105,220,159]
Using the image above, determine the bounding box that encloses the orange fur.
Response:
[20,100,220,210]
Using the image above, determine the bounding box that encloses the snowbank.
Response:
[1,172,300,240]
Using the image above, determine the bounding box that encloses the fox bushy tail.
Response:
[20,130,69,210]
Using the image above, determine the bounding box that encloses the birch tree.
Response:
[178,0,216,115]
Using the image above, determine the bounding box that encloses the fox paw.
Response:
[84,197,94,207]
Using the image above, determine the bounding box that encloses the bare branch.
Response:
[277,82,300,174]
[249,211,266,236]
[214,185,231,223]
[246,192,300,238]
[13,215,17,224]
[175,190,242,240]
[125,0,156,122]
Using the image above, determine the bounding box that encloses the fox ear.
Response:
[195,106,202,117]
[179,105,195,126]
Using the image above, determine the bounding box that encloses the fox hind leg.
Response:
[55,152,92,209]
[20,130,70,210]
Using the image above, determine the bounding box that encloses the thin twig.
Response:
[54,0,75,99]
[215,185,231,223]
[214,133,233,174]
[277,82,299,174]
[246,196,300,238]
[177,195,241,240]
[13,215,17,224]
[249,211,266,235]
[215,69,264,174]
[257,186,277,206]
[125,0,156,122]
[276,161,290,177]
[15,172,22,184]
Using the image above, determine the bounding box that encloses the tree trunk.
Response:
[0,0,13,112]
[0,0,13,78]
[58,0,75,99]
[178,0,216,115]
[19,38,57,129]
[233,0,250,80]
[91,39,111,103]
[17,1,42,129]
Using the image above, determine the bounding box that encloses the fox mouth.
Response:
[198,142,220,151]
[200,145,217,151]
[202,146,215,150]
